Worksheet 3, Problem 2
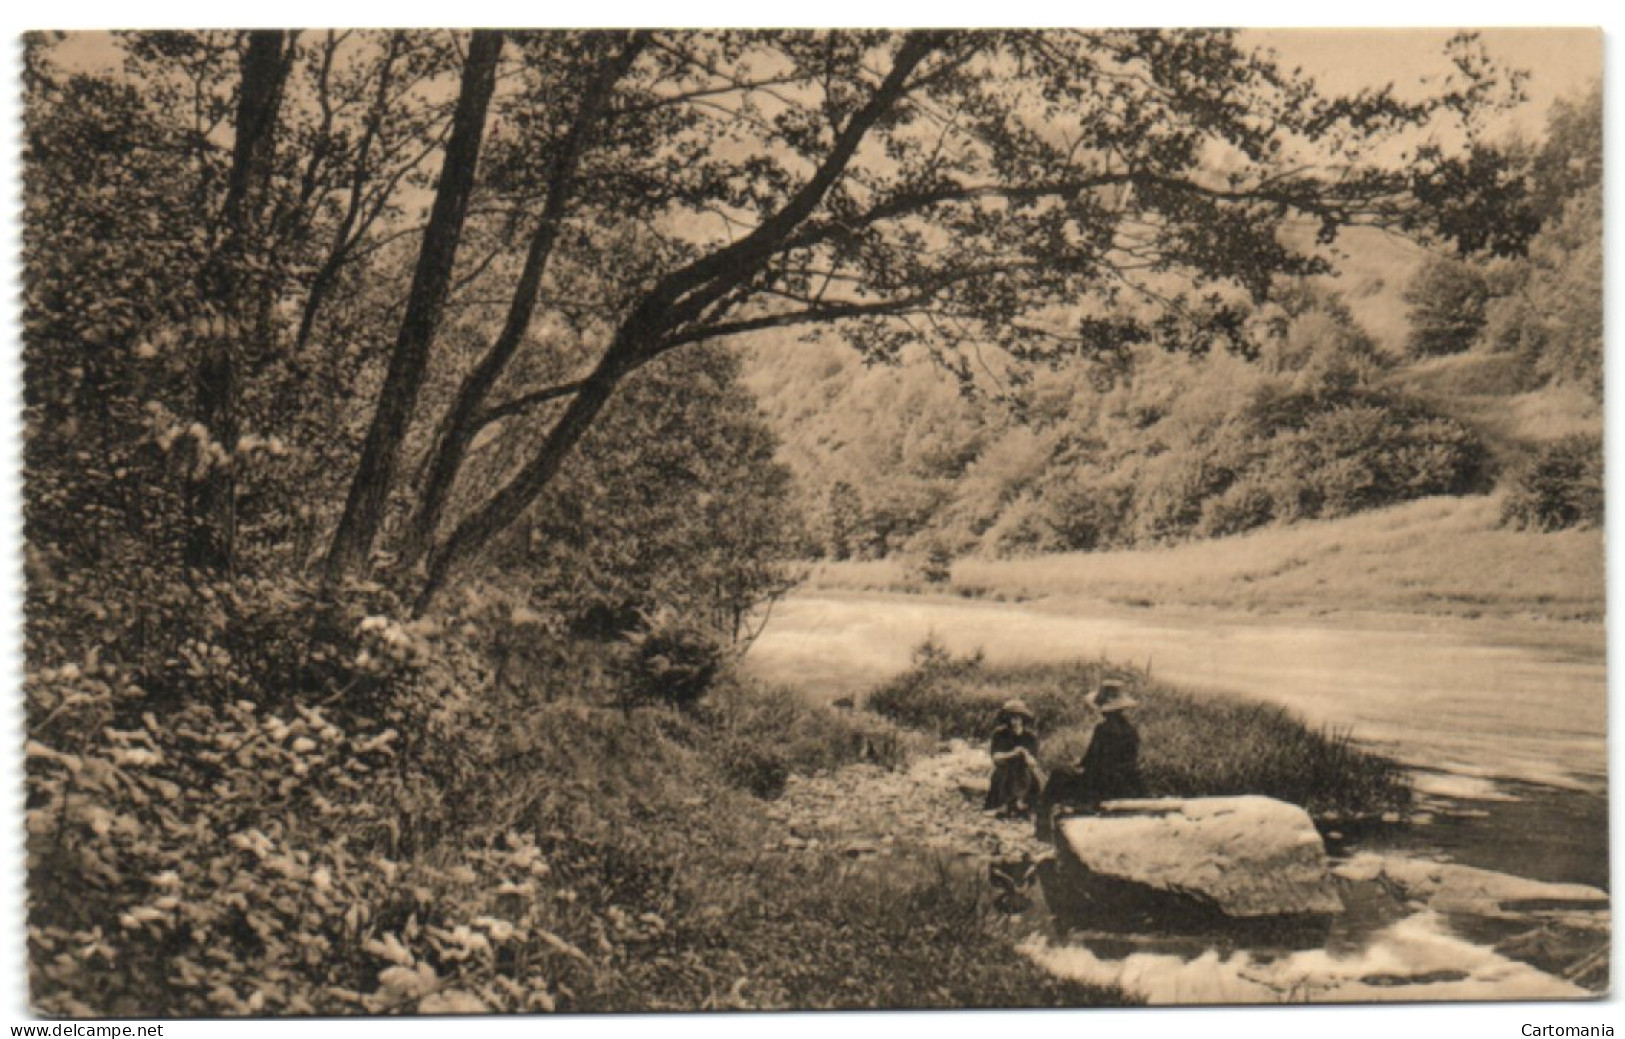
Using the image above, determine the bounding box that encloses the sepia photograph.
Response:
[13,22,1608,1019]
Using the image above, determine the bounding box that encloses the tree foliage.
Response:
[1402,255,1490,357]
[756,288,1486,558]
[1410,80,1602,395]
[26,29,1538,611]
[1501,433,1604,532]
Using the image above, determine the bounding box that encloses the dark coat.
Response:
[1076,712,1143,803]
[1035,713,1143,839]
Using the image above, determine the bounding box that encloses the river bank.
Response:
[765,740,1605,1003]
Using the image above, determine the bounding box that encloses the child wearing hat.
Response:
[985,698,1044,819]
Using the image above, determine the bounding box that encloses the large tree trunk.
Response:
[186,30,290,575]
[322,29,503,584]
[400,33,646,568]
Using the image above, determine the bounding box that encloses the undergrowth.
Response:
[25,586,1119,1015]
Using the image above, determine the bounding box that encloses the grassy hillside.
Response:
[804,494,1604,622]
[1304,225,1427,356]
[1384,351,1601,470]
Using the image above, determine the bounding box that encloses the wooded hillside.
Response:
[743,82,1601,565]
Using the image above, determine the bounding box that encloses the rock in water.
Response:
[1047,796,1342,940]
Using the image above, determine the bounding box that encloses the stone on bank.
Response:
[1044,796,1343,940]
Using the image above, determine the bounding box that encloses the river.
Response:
[743,589,1609,887]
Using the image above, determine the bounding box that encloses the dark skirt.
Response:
[985,756,1042,815]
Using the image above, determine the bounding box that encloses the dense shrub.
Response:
[1483,186,1603,399]
[1259,399,1493,521]
[1035,476,1135,552]
[31,586,1107,1016]
[699,678,922,781]
[1402,255,1490,357]
[1094,385,1493,546]
[968,359,1492,559]
[770,279,1508,565]
[24,582,587,1016]
[1197,477,1276,537]
[620,613,733,708]
[1501,434,1604,532]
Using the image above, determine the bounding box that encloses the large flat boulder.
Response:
[1046,796,1342,938]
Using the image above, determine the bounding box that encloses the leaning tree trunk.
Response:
[413,348,632,614]
[186,30,290,575]
[399,33,647,568]
[322,29,504,585]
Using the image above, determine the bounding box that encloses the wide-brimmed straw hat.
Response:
[1091,679,1140,713]
[998,698,1035,720]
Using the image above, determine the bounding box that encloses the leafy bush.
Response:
[699,677,923,781]
[24,585,589,1016]
[31,591,1082,1016]
[913,541,955,584]
[1403,255,1490,357]
[1197,477,1276,537]
[1261,400,1493,520]
[714,736,793,798]
[1501,434,1604,532]
[621,613,733,708]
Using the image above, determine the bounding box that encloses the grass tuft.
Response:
[867,642,1411,820]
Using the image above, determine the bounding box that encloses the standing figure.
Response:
[1035,679,1145,840]
[984,699,1043,819]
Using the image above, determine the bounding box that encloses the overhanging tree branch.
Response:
[413,32,946,611]
[474,379,591,428]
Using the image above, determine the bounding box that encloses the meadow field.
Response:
[802,494,1605,623]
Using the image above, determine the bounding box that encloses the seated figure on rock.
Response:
[1036,679,1145,841]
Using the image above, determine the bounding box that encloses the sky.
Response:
[1251,28,1600,141]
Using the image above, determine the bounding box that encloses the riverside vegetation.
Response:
[869,640,1411,822]
[746,85,1601,575]
[28,599,1128,1014]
